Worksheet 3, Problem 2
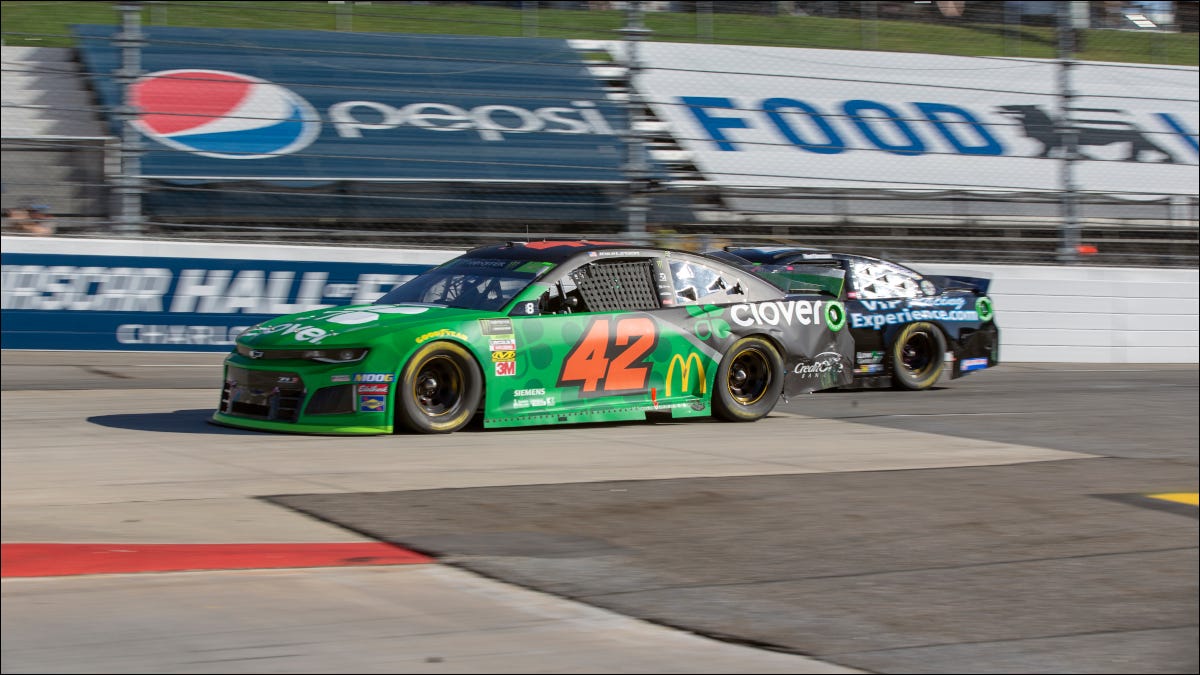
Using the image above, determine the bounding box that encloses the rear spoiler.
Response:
[922,274,992,295]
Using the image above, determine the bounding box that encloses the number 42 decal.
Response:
[559,317,658,395]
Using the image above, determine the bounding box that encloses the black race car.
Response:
[708,246,999,390]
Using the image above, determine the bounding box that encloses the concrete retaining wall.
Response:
[2,236,1196,362]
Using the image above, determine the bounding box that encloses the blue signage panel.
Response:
[73,26,626,183]
[1,252,433,351]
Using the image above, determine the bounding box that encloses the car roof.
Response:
[723,245,838,263]
[463,240,658,264]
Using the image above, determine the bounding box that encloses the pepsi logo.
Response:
[131,69,320,159]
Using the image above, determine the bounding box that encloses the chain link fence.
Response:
[2,1,1197,267]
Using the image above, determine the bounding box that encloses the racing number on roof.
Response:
[559,317,657,395]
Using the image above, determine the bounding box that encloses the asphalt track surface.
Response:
[1,351,1197,674]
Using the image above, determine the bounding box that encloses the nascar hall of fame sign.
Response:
[0,239,446,352]
[72,26,627,183]
[632,42,1198,196]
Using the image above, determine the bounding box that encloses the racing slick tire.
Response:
[890,321,947,391]
[396,341,483,434]
[713,336,784,422]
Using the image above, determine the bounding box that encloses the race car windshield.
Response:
[374,258,549,311]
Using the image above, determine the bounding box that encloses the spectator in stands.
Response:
[5,202,56,236]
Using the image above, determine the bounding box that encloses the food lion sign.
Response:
[633,42,1198,196]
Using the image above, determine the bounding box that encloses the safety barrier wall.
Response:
[2,237,1197,363]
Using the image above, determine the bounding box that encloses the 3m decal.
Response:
[495,361,517,376]
[558,317,657,395]
[665,352,706,397]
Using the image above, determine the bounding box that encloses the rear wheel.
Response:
[396,342,482,433]
[890,322,946,391]
[713,337,784,422]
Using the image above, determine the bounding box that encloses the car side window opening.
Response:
[543,274,586,314]
[668,259,729,305]
[849,259,925,299]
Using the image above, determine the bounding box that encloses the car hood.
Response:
[237,303,485,349]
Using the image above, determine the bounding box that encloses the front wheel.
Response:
[713,337,784,422]
[890,322,946,391]
[396,341,482,434]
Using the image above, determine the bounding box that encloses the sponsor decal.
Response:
[495,361,517,376]
[693,318,731,341]
[850,305,980,329]
[240,321,330,344]
[730,299,845,330]
[855,364,886,374]
[357,383,390,395]
[491,350,516,362]
[490,339,516,351]
[358,395,387,412]
[276,375,299,384]
[975,296,995,322]
[131,69,322,159]
[354,373,395,383]
[961,357,989,372]
[856,350,885,364]
[416,328,468,343]
[481,318,513,335]
[331,374,351,382]
[825,301,847,332]
[793,351,849,376]
[511,388,554,408]
[665,352,706,397]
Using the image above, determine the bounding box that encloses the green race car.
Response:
[211,240,854,434]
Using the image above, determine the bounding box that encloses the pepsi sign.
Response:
[132,69,321,159]
[73,26,627,183]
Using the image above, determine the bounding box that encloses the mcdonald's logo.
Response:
[665,353,706,397]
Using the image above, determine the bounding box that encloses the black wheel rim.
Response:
[727,348,771,405]
[901,330,937,376]
[412,356,464,417]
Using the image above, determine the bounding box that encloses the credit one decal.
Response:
[0,253,432,351]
